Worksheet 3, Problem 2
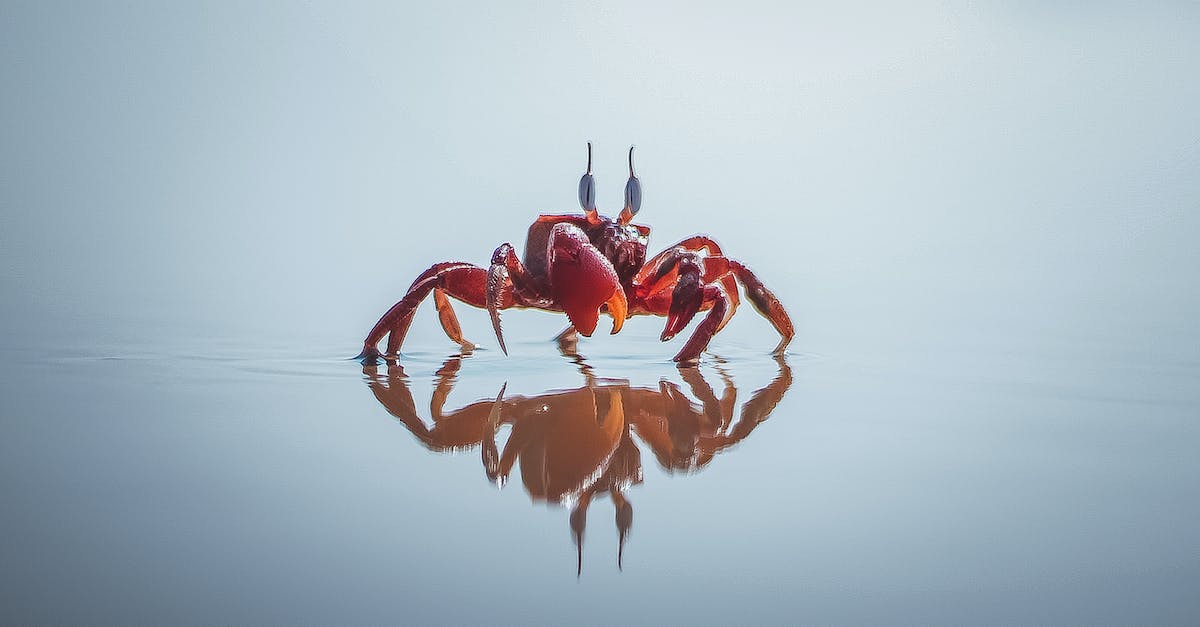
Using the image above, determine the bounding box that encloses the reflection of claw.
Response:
[483,382,507,485]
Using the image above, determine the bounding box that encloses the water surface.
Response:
[2,314,1197,625]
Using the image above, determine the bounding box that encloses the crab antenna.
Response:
[587,141,593,174]
[628,145,635,177]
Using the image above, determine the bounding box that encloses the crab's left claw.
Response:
[660,256,705,342]
[548,223,627,337]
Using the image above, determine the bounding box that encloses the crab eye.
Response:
[578,141,597,213]
[623,145,642,217]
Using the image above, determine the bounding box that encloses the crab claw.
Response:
[486,259,509,355]
[547,223,627,337]
[660,256,704,341]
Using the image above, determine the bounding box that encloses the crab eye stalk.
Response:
[578,141,598,222]
[620,145,642,224]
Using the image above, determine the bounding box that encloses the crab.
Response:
[358,143,794,364]
[361,347,794,574]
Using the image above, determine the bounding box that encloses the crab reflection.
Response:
[361,345,791,574]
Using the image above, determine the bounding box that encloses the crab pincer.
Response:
[547,223,627,338]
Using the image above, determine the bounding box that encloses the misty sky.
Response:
[1,2,1197,354]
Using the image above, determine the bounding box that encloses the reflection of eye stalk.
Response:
[362,346,793,575]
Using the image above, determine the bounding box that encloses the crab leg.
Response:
[358,262,506,361]
[728,260,794,355]
[634,236,793,361]
[432,289,474,350]
[640,235,725,272]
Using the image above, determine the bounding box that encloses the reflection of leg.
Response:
[708,353,794,450]
[610,488,633,570]
[570,490,594,577]
[679,365,727,431]
[430,354,465,420]
[362,361,429,446]
[363,356,496,452]
[712,358,738,429]
[552,325,597,383]
[553,325,578,355]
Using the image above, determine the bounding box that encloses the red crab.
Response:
[358,144,794,364]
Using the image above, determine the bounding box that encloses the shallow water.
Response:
[2,312,1197,625]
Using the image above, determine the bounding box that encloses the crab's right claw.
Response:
[548,223,626,337]
[606,288,627,335]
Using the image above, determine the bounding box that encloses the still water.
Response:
[2,307,1197,624]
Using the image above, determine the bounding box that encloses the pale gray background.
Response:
[2,2,1198,625]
